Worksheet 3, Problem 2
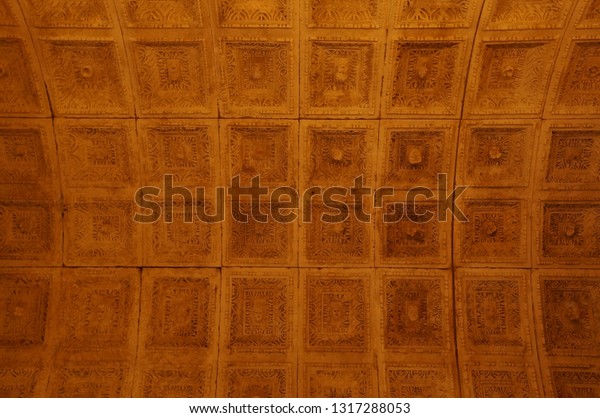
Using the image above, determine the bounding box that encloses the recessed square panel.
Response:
[119,0,202,27]
[303,363,375,397]
[308,0,382,28]
[461,362,542,397]
[216,0,292,27]
[220,363,292,397]
[394,0,482,28]
[385,363,458,397]
[23,0,112,27]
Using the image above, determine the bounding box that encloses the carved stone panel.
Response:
[138,367,208,397]
[49,363,130,397]
[577,0,600,28]
[394,0,482,28]
[23,0,112,28]
[143,201,220,267]
[221,363,292,397]
[302,38,380,117]
[40,38,132,116]
[534,270,600,356]
[308,0,382,28]
[539,122,600,190]
[0,200,61,266]
[56,119,139,191]
[0,268,56,350]
[224,120,297,188]
[140,119,219,189]
[457,121,538,188]
[303,363,375,397]
[379,269,453,353]
[131,39,215,116]
[456,269,534,356]
[301,199,373,267]
[58,268,139,353]
[0,367,42,397]
[537,200,600,266]
[119,0,203,27]
[462,362,542,397]
[300,120,377,188]
[483,0,575,30]
[64,197,142,266]
[378,121,456,190]
[216,0,292,27]
[546,361,600,397]
[302,269,371,352]
[551,40,600,116]
[385,363,458,397]
[140,269,218,352]
[455,197,529,266]
[0,1,16,26]
[0,119,59,199]
[384,38,468,117]
[376,199,451,267]
[0,37,46,115]
[220,39,295,117]
[223,268,294,354]
[224,201,296,266]
[466,39,557,117]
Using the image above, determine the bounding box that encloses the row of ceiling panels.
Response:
[1,266,598,397]
[0,0,598,118]
[1,116,599,268]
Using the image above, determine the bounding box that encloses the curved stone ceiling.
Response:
[0,0,599,397]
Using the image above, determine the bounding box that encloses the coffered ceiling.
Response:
[0,0,599,397]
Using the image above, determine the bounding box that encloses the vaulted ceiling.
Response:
[0,0,599,398]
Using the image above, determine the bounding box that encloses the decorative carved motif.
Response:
[304,123,375,187]
[395,0,478,28]
[0,367,40,397]
[51,364,128,397]
[550,367,600,397]
[538,275,600,356]
[56,120,137,190]
[227,273,291,352]
[60,270,135,349]
[25,0,111,27]
[386,40,465,116]
[554,41,600,114]
[380,124,454,189]
[41,39,130,115]
[540,202,600,264]
[386,364,456,397]
[146,201,218,266]
[0,123,56,196]
[457,272,531,355]
[217,0,290,27]
[121,0,202,27]
[224,364,290,397]
[226,122,294,187]
[0,201,59,265]
[132,41,212,115]
[0,270,51,348]
[381,271,451,352]
[0,38,44,114]
[309,0,380,28]
[305,364,374,397]
[303,201,371,266]
[142,368,207,397]
[64,199,140,266]
[468,41,555,115]
[543,128,600,189]
[465,364,540,397]
[146,275,214,349]
[141,121,217,188]
[458,199,527,265]
[305,39,378,116]
[461,124,534,188]
[304,272,369,352]
[222,39,293,116]
[380,202,448,266]
[578,0,600,27]
[485,0,574,29]
[225,202,293,266]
